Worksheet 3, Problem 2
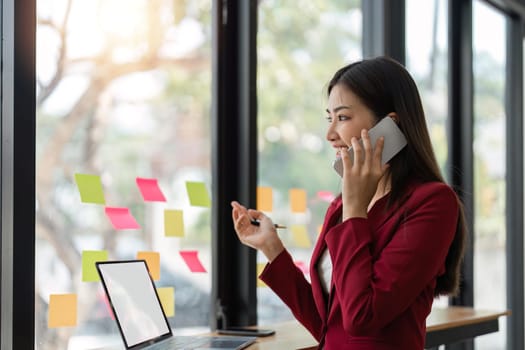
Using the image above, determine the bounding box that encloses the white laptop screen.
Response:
[97,261,171,348]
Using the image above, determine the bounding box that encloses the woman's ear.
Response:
[387,112,399,124]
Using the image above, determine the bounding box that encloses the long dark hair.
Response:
[327,56,466,296]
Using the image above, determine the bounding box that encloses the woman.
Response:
[231,56,466,350]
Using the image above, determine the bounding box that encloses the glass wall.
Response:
[256,0,362,324]
[406,0,449,179]
[473,1,507,349]
[36,1,212,349]
[406,0,450,310]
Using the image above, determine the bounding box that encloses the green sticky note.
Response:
[74,173,106,204]
[185,181,211,207]
[82,250,108,282]
[164,209,185,237]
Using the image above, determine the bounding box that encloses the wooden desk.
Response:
[425,306,510,348]
[244,306,509,349]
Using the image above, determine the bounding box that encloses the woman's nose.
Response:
[326,122,337,141]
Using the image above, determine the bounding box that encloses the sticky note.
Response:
[157,287,175,317]
[164,209,184,237]
[101,294,115,320]
[74,173,105,204]
[82,250,108,282]
[317,190,335,203]
[291,225,311,248]
[290,188,307,213]
[136,177,167,202]
[257,187,273,212]
[185,181,211,207]
[48,294,77,328]
[105,207,141,230]
[137,251,161,280]
[256,263,267,287]
[294,261,309,274]
[180,250,207,273]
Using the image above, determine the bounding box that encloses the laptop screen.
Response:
[97,260,172,348]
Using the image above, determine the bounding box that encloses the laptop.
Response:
[96,260,256,350]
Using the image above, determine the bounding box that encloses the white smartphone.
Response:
[332,116,407,177]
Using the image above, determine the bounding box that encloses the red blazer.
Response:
[260,181,459,350]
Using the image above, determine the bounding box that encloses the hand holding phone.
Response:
[332,116,407,177]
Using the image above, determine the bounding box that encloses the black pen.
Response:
[250,219,287,229]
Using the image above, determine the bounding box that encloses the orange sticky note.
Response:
[179,250,207,273]
[164,209,184,237]
[289,188,307,213]
[137,251,161,280]
[48,294,77,328]
[291,225,311,248]
[157,287,175,317]
[257,187,273,212]
[256,263,267,287]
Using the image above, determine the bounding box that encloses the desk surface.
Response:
[426,306,509,332]
[245,306,510,350]
[91,306,509,350]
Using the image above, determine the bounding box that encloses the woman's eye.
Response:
[326,116,333,123]
[338,115,350,121]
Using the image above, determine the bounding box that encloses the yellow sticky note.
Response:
[164,210,184,237]
[82,250,108,282]
[48,294,77,328]
[291,225,311,248]
[290,188,307,213]
[137,251,161,280]
[185,181,211,207]
[257,187,273,212]
[74,173,106,204]
[256,263,267,287]
[157,287,175,317]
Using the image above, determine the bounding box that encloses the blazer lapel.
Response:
[310,198,342,323]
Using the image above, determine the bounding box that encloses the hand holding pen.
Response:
[250,220,286,229]
[231,201,285,262]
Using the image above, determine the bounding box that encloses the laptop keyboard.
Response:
[145,336,222,349]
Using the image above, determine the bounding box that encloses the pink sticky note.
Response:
[179,250,207,273]
[294,261,309,275]
[104,207,141,230]
[136,177,167,202]
[317,191,335,203]
[99,291,115,320]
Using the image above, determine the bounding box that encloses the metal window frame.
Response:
[1,0,36,349]
[504,10,524,350]
[447,3,474,350]
[211,0,258,329]
[362,0,406,64]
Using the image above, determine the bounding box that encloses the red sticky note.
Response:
[136,177,167,202]
[104,207,141,230]
[179,250,207,273]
